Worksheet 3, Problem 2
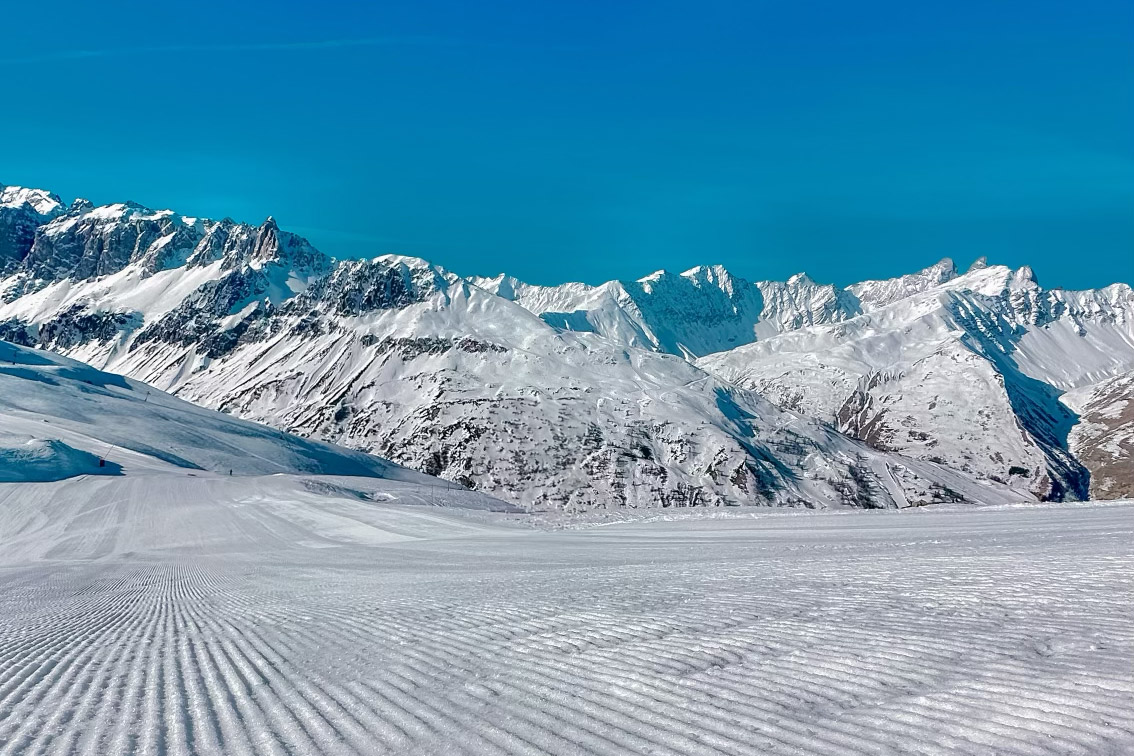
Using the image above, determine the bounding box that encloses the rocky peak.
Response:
[200,216,331,281]
[757,273,859,333]
[1010,265,1038,290]
[846,257,960,311]
[15,199,202,283]
[250,217,281,264]
[0,184,65,218]
[0,184,68,275]
[680,264,741,297]
[477,273,523,300]
[785,271,816,287]
[925,257,958,280]
[295,255,444,317]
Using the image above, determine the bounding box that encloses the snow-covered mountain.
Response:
[469,264,861,359]
[700,263,1134,500]
[1064,370,1134,499]
[0,185,65,274]
[461,257,1134,502]
[0,338,438,483]
[2,181,1130,504]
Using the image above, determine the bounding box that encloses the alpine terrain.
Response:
[2,182,1132,510]
[2,188,1134,756]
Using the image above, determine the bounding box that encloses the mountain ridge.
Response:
[3,181,1131,506]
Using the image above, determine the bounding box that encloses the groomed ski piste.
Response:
[2,344,1133,755]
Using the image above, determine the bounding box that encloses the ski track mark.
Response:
[0,504,1132,754]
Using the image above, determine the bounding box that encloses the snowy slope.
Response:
[1,181,1129,505]
[2,278,1019,511]
[701,264,1134,499]
[1,477,1131,754]
[1064,370,1134,499]
[471,263,861,358]
[0,339,445,483]
[67,271,1017,510]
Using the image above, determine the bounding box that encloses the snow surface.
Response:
[700,264,1134,499]
[0,340,440,481]
[0,476,1130,754]
[0,184,63,217]
[0,343,1129,752]
[0,437,117,482]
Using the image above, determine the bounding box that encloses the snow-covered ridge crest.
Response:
[2,191,332,302]
[473,257,983,359]
[0,338,438,482]
[1,180,1132,504]
[1,183,68,276]
[701,261,1134,500]
[847,257,960,310]
[0,183,65,217]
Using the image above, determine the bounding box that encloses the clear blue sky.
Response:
[2,0,1131,288]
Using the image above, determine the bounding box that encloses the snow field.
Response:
[0,482,1131,755]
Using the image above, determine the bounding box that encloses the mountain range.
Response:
[2,181,1131,509]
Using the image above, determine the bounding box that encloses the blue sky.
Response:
[1,0,1131,288]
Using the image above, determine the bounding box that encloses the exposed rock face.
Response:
[1,182,1131,507]
[0,184,65,275]
[6,204,331,297]
[1064,371,1134,499]
[297,256,447,317]
[131,269,274,357]
[22,203,197,283]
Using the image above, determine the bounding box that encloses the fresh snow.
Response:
[0,344,1129,756]
[0,185,64,217]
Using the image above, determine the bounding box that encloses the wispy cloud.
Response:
[0,36,445,65]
